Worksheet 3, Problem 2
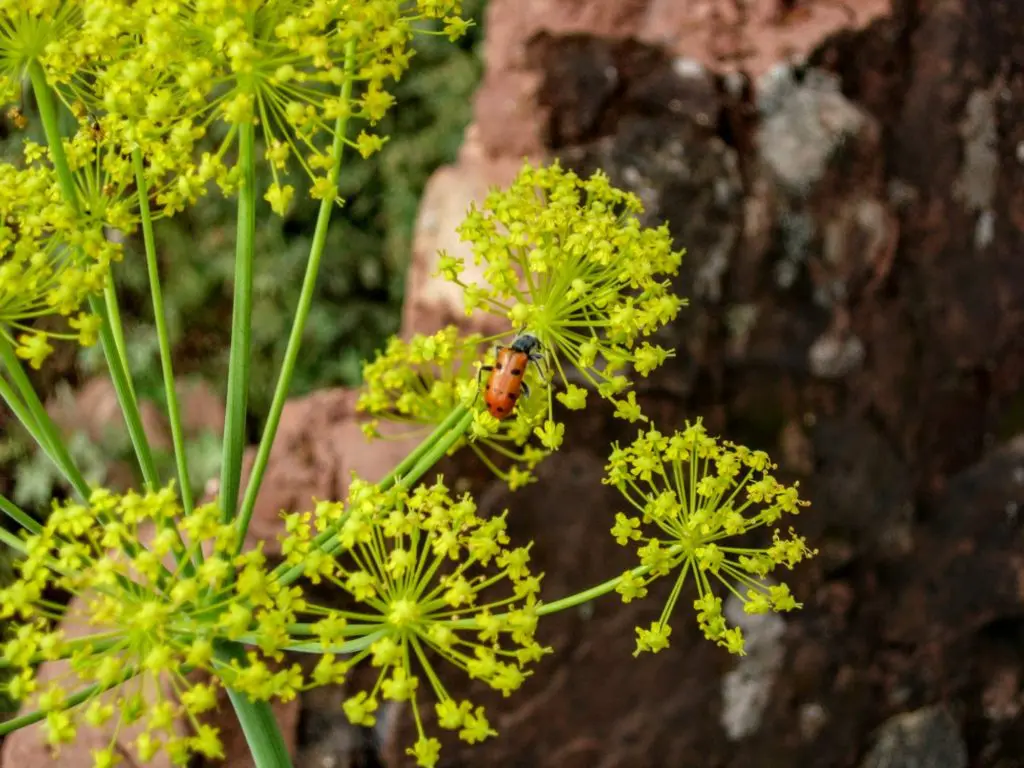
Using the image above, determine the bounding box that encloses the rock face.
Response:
[387,0,1024,766]
[860,705,968,768]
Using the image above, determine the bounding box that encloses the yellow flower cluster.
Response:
[358,325,551,488]
[282,476,550,768]
[440,160,686,421]
[0,162,118,367]
[0,486,305,765]
[2,0,468,216]
[0,1,85,107]
[604,419,816,656]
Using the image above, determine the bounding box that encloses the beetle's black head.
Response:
[509,333,541,355]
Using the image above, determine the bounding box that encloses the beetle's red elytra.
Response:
[479,333,544,420]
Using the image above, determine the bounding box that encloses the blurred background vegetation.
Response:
[0,0,488,518]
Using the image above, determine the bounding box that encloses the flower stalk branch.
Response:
[220,120,257,522]
[233,40,358,553]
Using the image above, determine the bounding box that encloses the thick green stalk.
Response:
[216,643,294,768]
[267,404,470,585]
[535,569,644,616]
[0,666,139,737]
[219,120,257,522]
[276,629,385,655]
[103,277,135,399]
[87,293,162,490]
[28,60,159,490]
[133,149,194,514]
[26,62,76,204]
[233,41,357,549]
[271,405,473,588]
[0,493,41,535]
[0,337,90,498]
[443,544,686,629]
[396,409,473,488]
[0,526,27,554]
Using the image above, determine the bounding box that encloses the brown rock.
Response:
[401,152,527,339]
[640,0,889,79]
[982,666,1021,723]
[176,378,225,437]
[860,705,967,768]
[293,687,368,767]
[44,377,172,491]
[46,377,171,454]
[779,418,814,475]
[471,0,888,159]
[473,0,651,158]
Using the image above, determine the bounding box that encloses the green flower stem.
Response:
[0,524,29,554]
[28,60,159,491]
[87,293,162,490]
[132,148,194,515]
[267,403,469,583]
[444,545,686,628]
[383,403,474,487]
[219,119,257,523]
[0,666,139,737]
[0,336,90,498]
[103,276,135,400]
[534,569,644,617]
[0,492,42,535]
[216,642,294,768]
[233,41,357,551]
[270,405,472,589]
[274,629,385,655]
[26,62,76,207]
[0,632,123,670]
[399,409,473,488]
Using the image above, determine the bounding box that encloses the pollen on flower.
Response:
[441,160,687,423]
[604,419,816,656]
[0,485,306,764]
[284,476,551,768]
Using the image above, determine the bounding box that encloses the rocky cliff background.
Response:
[393,0,1024,765]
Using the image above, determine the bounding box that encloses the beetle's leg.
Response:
[472,364,494,406]
[471,343,503,405]
[520,380,531,399]
[531,354,553,389]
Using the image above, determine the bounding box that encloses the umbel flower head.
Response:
[0,161,119,368]
[38,0,469,214]
[0,1,92,107]
[44,108,204,229]
[357,325,553,489]
[283,476,550,768]
[0,485,307,766]
[604,419,816,656]
[439,160,686,423]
